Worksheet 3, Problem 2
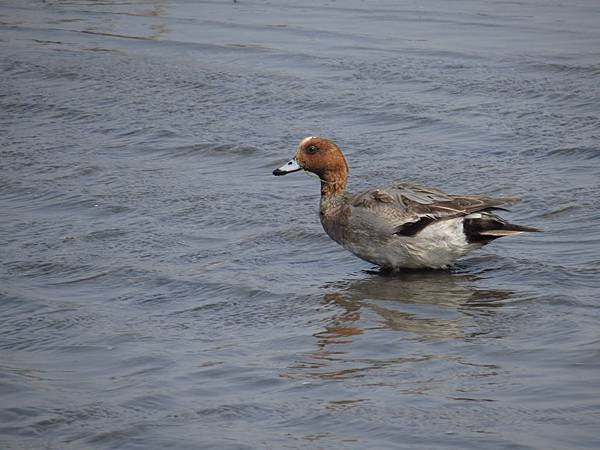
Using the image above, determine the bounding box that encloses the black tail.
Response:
[463,213,541,244]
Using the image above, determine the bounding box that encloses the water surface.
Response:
[1,0,600,449]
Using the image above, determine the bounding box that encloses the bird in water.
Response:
[273,136,540,270]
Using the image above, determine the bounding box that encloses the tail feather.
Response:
[464,213,541,244]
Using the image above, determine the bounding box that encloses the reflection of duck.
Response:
[286,272,512,382]
[327,270,511,307]
[286,271,511,386]
[319,271,512,343]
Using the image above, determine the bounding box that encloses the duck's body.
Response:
[273,137,539,270]
[317,182,529,269]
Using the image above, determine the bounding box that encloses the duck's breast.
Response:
[320,203,398,261]
[320,203,352,245]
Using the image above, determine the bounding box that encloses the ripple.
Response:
[546,146,600,160]
[2,0,600,449]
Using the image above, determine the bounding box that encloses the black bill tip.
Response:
[273,159,302,176]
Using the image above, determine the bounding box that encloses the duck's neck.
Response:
[319,170,348,198]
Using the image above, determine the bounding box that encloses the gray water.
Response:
[1,0,600,449]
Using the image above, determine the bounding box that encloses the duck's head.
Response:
[273,136,349,194]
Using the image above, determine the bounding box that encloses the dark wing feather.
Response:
[394,216,437,236]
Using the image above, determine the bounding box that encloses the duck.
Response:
[273,136,540,270]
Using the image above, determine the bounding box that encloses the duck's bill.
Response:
[273,159,302,176]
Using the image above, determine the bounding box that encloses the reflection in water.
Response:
[290,271,512,382]
[320,271,512,341]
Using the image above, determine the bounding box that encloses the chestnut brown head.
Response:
[273,136,349,185]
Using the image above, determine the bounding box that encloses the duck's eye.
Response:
[306,145,318,154]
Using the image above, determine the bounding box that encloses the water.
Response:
[1,0,599,448]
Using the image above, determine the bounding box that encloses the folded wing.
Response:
[351,182,521,237]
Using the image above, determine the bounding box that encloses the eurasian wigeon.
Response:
[273,136,540,270]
